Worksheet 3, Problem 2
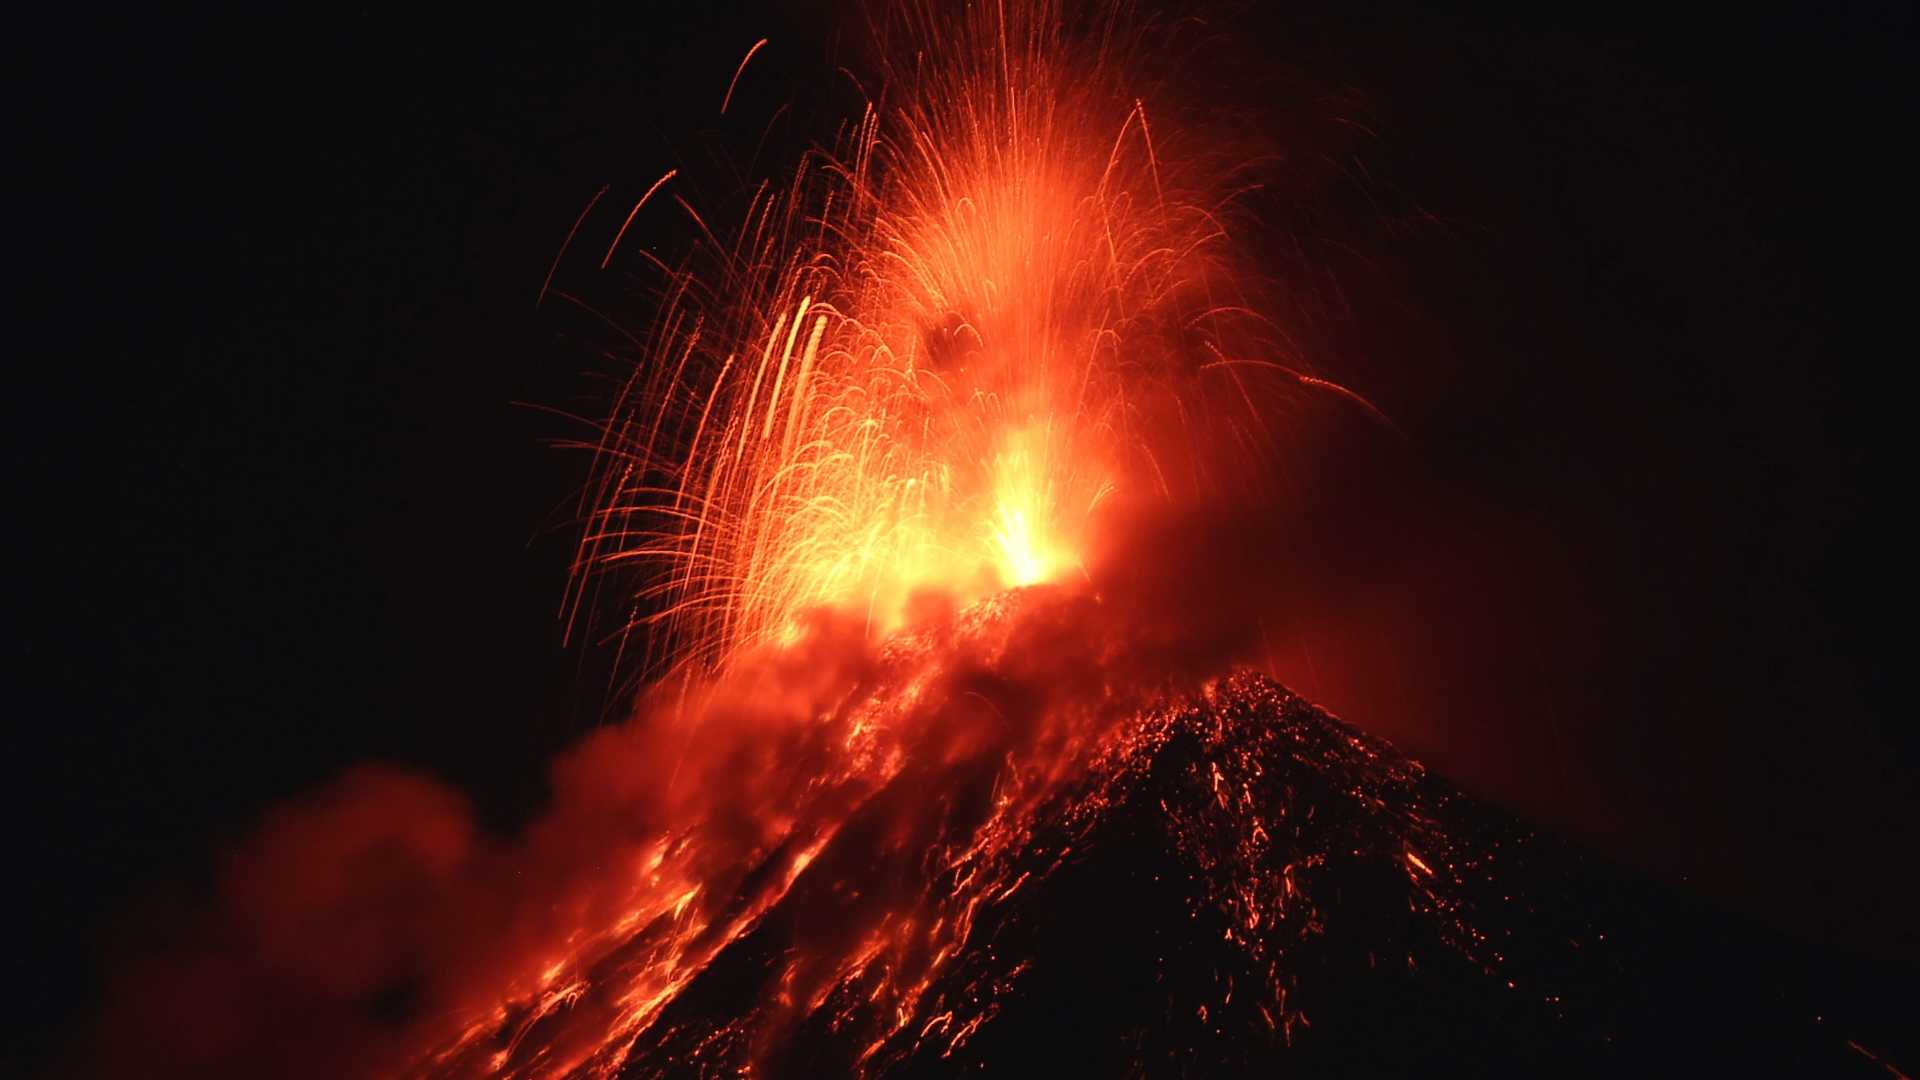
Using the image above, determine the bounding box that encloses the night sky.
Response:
[14,2,1913,1068]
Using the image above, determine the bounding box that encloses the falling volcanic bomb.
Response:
[87,3,1909,1079]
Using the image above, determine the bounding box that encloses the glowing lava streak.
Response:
[569,0,1282,676]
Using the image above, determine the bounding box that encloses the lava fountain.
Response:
[448,2,1334,1072]
[98,5,1387,1078]
[446,3,1350,1075]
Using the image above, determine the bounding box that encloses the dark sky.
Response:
[13,1,1913,1067]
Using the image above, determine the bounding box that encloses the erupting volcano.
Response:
[78,3,1910,1079]
[463,4,1373,1068]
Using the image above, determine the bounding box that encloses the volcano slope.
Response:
[426,605,1907,1080]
